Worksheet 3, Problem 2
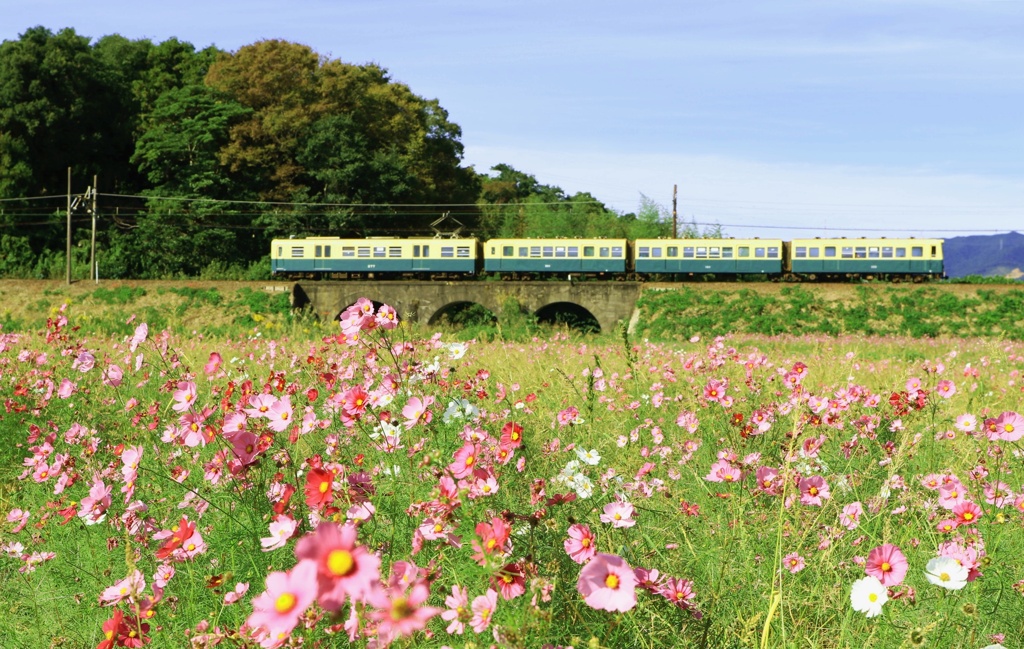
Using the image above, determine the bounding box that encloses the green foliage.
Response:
[636,285,1024,341]
[88,286,146,305]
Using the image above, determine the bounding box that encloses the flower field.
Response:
[1,299,1022,649]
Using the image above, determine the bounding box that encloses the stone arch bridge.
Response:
[291,281,642,333]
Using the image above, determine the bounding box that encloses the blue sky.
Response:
[4,0,1023,239]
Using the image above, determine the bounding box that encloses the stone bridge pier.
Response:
[292,281,642,334]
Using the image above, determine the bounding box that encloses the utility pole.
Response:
[672,184,678,238]
[91,175,98,283]
[66,167,72,284]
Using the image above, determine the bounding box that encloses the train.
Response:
[270,236,944,281]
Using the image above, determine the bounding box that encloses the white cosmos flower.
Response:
[850,576,888,618]
[575,448,601,465]
[924,556,969,591]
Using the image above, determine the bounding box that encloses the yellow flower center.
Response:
[868,593,878,602]
[274,592,297,613]
[809,487,818,496]
[605,574,620,589]
[319,480,330,494]
[581,538,591,547]
[327,549,355,576]
[1006,424,1014,432]
[963,512,974,521]
[881,562,891,572]
[390,596,411,621]
[940,572,950,582]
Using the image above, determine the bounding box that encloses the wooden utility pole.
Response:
[66,167,72,284]
[91,175,98,283]
[672,184,678,238]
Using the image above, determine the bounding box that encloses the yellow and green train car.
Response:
[786,238,944,277]
[482,238,628,274]
[633,238,785,275]
[271,237,479,277]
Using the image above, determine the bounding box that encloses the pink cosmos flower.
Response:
[294,521,381,610]
[954,414,977,433]
[224,582,249,605]
[865,544,908,586]
[245,393,277,419]
[984,481,1014,508]
[755,466,781,495]
[953,500,983,526]
[704,459,742,483]
[783,553,806,574]
[171,381,197,413]
[600,501,636,528]
[99,569,146,606]
[935,379,956,398]
[78,477,111,525]
[57,379,75,399]
[246,559,318,641]
[938,481,967,510]
[129,322,148,352]
[102,364,123,387]
[798,475,830,506]
[449,442,480,480]
[72,351,95,372]
[441,584,470,635]
[493,563,526,600]
[470,516,511,565]
[366,581,441,645]
[204,352,222,375]
[375,304,399,329]
[267,395,293,433]
[261,515,298,552]
[557,406,580,427]
[577,553,637,612]
[470,588,498,632]
[6,509,29,534]
[564,524,596,564]
[986,411,1024,442]
[658,576,697,610]
[840,502,864,530]
[401,396,435,429]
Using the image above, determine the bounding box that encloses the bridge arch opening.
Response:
[535,302,601,334]
[428,301,497,328]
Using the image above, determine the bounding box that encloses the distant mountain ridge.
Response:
[942,231,1024,279]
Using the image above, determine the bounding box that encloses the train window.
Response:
[324,246,331,257]
[315,245,322,257]
[696,247,707,258]
[503,246,513,256]
[277,246,283,257]
[555,246,566,257]
[568,246,579,257]
[841,247,853,259]
[912,247,923,258]
[754,247,765,258]
[422,245,430,257]
[824,246,836,257]
[683,246,695,258]
[668,246,678,257]
[768,247,779,257]
[373,246,386,258]
[709,247,720,258]
[457,247,470,257]
[389,246,402,257]
[343,246,355,257]
[543,246,554,257]
[290,247,304,258]
[584,246,595,257]
[612,246,623,257]
[809,248,819,257]
[930,246,937,257]
[358,247,370,257]
[441,246,454,258]
[721,247,733,258]
[737,247,749,257]
[638,247,650,258]
[855,247,867,259]
[599,247,609,257]
[652,247,662,258]
[530,246,541,257]
[413,245,421,257]
[868,247,879,258]
[519,247,528,257]
[794,247,807,258]
[895,248,906,258]
[882,247,893,258]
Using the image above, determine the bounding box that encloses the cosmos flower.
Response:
[850,576,888,618]
[924,556,969,591]
[577,553,637,612]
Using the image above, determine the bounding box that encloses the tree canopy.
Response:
[0,28,705,279]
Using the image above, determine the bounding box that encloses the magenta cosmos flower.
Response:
[246,559,318,641]
[295,522,381,610]
[865,544,908,586]
[366,581,441,645]
[798,475,830,506]
[600,501,636,528]
[577,553,638,612]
